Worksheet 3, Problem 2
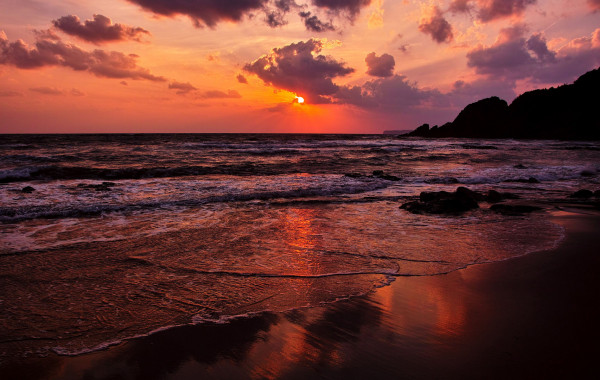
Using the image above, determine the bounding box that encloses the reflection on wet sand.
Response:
[3,214,599,379]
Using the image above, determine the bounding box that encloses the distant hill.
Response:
[406,67,600,140]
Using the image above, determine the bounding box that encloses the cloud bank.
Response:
[467,26,600,84]
[0,31,165,81]
[244,39,354,103]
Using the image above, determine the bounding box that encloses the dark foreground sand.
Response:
[3,209,600,379]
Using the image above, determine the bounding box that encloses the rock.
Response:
[21,186,35,193]
[490,204,542,215]
[372,170,401,181]
[580,170,595,177]
[485,190,520,203]
[513,164,527,169]
[401,187,480,215]
[595,190,600,198]
[569,189,594,198]
[404,67,600,140]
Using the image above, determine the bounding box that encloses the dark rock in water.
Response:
[401,187,480,215]
[580,170,595,177]
[21,186,35,193]
[490,204,542,215]
[595,190,600,198]
[372,170,401,181]
[513,164,527,169]
[569,189,594,198]
[485,190,520,203]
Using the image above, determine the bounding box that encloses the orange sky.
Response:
[1,0,599,133]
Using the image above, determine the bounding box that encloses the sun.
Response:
[295,96,305,104]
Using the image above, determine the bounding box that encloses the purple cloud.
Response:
[125,0,268,28]
[244,39,354,103]
[312,0,371,19]
[0,32,166,81]
[419,7,454,44]
[52,14,150,44]
[476,0,537,22]
[589,0,600,11]
[237,74,248,84]
[365,52,395,77]
[467,27,600,85]
[449,0,472,14]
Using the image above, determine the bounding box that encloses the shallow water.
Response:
[1,134,598,357]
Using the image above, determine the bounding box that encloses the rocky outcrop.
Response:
[405,67,600,140]
[400,187,522,215]
[400,187,480,215]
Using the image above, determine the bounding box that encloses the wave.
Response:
[0,164,293,183]
[0,179,390,223]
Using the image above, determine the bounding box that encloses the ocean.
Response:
[1,134,599,357]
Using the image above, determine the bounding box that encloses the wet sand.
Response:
[2,209,600,379]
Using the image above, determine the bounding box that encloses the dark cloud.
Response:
[125,0,268,28]
[265,0,299,27]
[589,0,600,11]
[0,32,166,81]
[365,52,395,77]
[199,89,242,99]
[29,86,63,95]
[237,73,248,84]
[244,39,354,103]
[477,0,536,22]
[299,11,335,32]
[467,27,600,85]
[419,7,453,44]
[168,81,197,94]
[52,14,150,44]
[312,0,371,19]
[71,88,85,96]
[120,80,128,85]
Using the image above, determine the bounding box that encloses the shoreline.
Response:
[2,208,600,379]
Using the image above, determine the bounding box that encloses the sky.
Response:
[1,0,599,133]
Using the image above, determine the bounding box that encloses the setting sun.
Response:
[296,96,305,104]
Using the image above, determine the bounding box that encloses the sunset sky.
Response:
[1,0,599,133]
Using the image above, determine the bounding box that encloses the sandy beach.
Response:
[2,207,599,379]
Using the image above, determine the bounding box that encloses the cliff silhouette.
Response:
[407,67,600,140]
